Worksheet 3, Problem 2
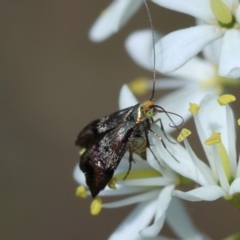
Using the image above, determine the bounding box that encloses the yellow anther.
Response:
[189,103,200,115]
[75,186,87,198]
[210,0,232,24]
[128,77,149,95]
[217,94,236,105]
[238,118,240,126]
[177,128,192,142]
[79,148,86,156]
[205,132,221,145]
[108,177,118,190]
[90,198,102,216]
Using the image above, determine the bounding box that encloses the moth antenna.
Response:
[143,0,156,101]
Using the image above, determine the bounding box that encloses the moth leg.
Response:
[148,128,179,163]
[123,149,134,180]
[144,123,164,168]
[152,118,175,144]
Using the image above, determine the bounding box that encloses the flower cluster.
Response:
[74,0,240,239]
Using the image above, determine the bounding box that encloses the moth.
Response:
[75,1,181,198]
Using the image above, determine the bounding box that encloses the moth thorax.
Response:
[140,100,156,119]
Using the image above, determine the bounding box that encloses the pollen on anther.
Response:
[76,186,87,198]
[90,198,102,216]
[177,128,191,142]
[210,0,232,24]
[128,77,149,95]
[189,103,200,115]
[218,94,236,105]
[205,132,221,145]
[108,177,118,190]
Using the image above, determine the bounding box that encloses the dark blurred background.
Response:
[1,1,239,240]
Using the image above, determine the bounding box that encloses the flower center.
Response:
[200,66,240,93]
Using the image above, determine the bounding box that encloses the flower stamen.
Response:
[177,128,191,142]
[217,94,236,105]
[90,198,102,215]
[210,0,232,24]
[76,186,87,198]
[189,103,200,115]
[128,77,149,95]
[205,132,221,145]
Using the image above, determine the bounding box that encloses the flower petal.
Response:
[202,36,222,64]
[139,185,174,238]
[195,95,235,173]
[173,185,225,201]
[150,125,208,186]
[154,25,223,73]
[109,200,157,240]
[166,197,211,240]
[155,85,212,132]
[236,4,240,25]
[125,29,162,70]
[89,0,143,42]
[165,57,216,82]
[229,177,240,195]
[152,0,215,23]
[218,29,240,78]
[118,84,138,110]
[103,190,159,208]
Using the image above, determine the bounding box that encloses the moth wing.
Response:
[80,121,135,197]
[75,105,136,149]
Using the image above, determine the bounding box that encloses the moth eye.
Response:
[146,110,154,118]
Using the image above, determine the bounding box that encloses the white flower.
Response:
[89,0,143,42]
[152,0,240,78]
[156,93,240,205]
[125,29,238,132]
[74,85,208,239]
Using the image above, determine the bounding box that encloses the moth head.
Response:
[141,100,157,119]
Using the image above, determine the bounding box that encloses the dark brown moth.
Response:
[75,1,181,198]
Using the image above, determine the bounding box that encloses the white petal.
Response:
[229,177,240,195]
[150,125,207,186]
[118,84,138,109]
[211,145,230,193]
[151,0,215,23]
[166,197,210,240]
[202,37,222,64]
[125,29,162,70]
[183,139,216,185]
[219,29,240,78]
[118,177,174,187]
[154,25,223,73]
[89,0,143,42]
[109,200,157,240]
[103,190,159,208]
[139,185,174,238]
[165,57,216,82]
[225,105,237,177]
[236,4,240,25]
[155,85,212,132]
[173,185,225,201]
[195,95,235,171]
